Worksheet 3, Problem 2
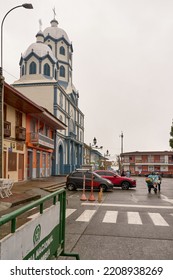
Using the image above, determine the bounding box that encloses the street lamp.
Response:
[89,137,103,164]
[104,150,110,170]
[0,3,33,178]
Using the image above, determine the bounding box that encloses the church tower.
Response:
[13,11,84,175]
[43,17,73,89]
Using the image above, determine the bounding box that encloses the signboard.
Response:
[0,203,60,260]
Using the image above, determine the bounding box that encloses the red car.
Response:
[94,170,136,189]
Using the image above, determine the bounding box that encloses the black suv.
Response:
[66,169,113,191]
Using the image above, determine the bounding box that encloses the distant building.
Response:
[120,151,173,176]
[13,15,84,175]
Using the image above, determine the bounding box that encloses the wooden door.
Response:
[18,154,24,180]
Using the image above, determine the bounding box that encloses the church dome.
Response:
[43,19,71,44]
[22,41,57,63]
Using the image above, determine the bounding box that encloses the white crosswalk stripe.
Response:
[127,211,142,225]
[103,211,118,223]
[148,213,169,226]
[66,208,172,226]
[76,210,96,222]
[66,208,77,218]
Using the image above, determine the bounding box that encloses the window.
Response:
[98,171,105,176]
[60,93,63,107]
[44,63,50,76]
[4,104,7,121]
[85,173,92,179]
[16,111,22,127]
[22,65,25,76]
[60,46,65,55]
[45,126,49,137]
[60,65,65,77]
[72,172,82,178]
[29,61,36,74]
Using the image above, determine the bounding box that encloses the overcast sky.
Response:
[1,0,173,159]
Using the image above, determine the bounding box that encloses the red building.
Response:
[120,151,173,176]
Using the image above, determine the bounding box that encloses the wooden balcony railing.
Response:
[15,126,26,141]
[4,121,11,137]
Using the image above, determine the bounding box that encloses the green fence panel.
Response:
[0,188,79,260]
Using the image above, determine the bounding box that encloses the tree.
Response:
[169,123,173,149]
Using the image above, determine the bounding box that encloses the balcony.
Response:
[15,126,26,141]
[4,121,11,137]
[30,132,54,149]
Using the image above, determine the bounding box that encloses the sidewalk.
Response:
[0,176,66,213]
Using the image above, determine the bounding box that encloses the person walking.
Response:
[156,172,162,192]
[147,172,159,193]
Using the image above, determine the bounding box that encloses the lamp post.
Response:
[0,3,33,178]
[104,150,110,170]
[120,131,124,173]
[89,137,103,164]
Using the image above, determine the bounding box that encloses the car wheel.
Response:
[67,183,75,191]
[100,184,107,192]
[121,181,130,190]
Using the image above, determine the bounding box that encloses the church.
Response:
[13,13,84,175]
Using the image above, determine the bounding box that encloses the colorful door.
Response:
[36,153,40,178]
[27,151,33,179]
[18,154,24,181]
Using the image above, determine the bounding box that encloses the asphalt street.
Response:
[62,176,173,260]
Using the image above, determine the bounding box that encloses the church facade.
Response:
[13,16,84,175]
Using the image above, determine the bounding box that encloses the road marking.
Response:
[160,194,173,204]
[127,212,142,225]
[148,213,169,226]
[66,208,77,218]
[76,209,96,222]
[103,211,118,223]
[66,208,172,226]
[81,202,173,209]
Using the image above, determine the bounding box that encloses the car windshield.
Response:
[92,172,101,178]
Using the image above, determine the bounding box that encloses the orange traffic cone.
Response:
[88,192,95,201]
[80,191,87,201]
[80,174,87,201]
[88,174,95,201]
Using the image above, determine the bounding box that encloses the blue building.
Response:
[13,16,84,175]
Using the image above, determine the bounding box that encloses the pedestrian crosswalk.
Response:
[66,208,173,227]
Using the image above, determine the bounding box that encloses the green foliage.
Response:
[169,138,173,149]
[170,126,173,137]
[169,124,173,148]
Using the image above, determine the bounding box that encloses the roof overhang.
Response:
[4,82,43,114]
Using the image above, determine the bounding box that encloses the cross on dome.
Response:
[53,7,56,19]
[39,19,42,31]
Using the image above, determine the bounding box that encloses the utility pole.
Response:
[120,131,123,154]
[120,131,124,172]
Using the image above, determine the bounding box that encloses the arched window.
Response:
[60,46,65,55]
[29,61,36,74]
[54,69,57,80]
[60,65,65,77]
[22,65,25,76]
[44,63,50,76]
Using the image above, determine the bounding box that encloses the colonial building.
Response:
[4,82,66,182]
[13,15,84,175]
[120,151,173,176]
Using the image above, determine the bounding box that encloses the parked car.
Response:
[66,169,114,191]
[94,170,136,189]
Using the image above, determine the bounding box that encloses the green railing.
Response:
[0,188,80,260]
